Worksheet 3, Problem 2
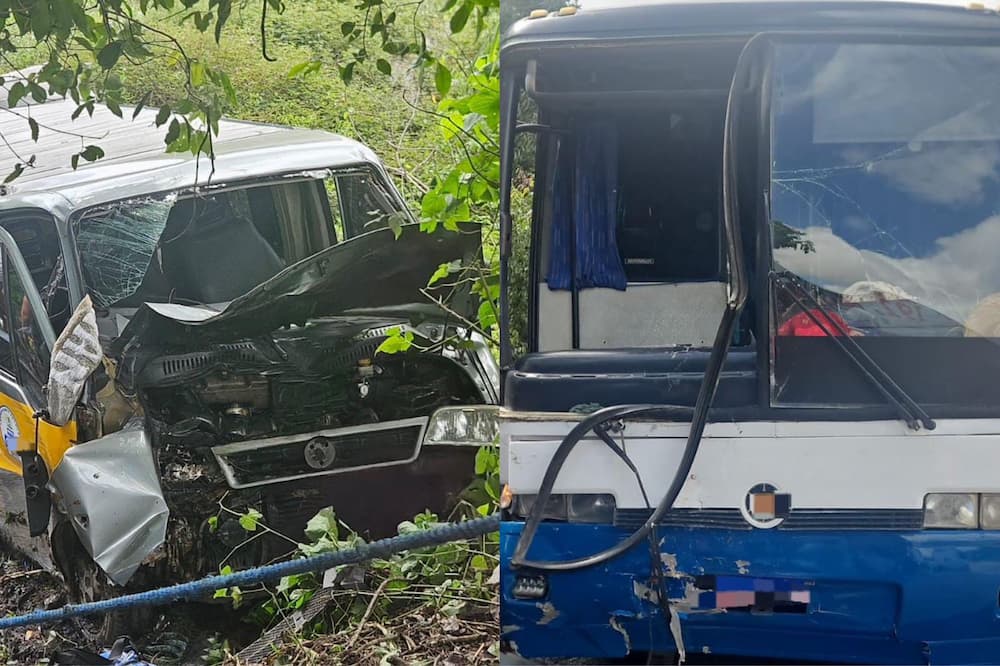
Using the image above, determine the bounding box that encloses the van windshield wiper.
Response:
[771,270,935,431]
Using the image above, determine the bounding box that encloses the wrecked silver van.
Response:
[0,97,498,631]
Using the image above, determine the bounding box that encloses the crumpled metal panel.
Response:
[108,222,481,352]
[49,424,168,585]
[47,295,103,426]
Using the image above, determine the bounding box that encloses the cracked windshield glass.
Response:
[75,169,399,309]
[770,42,1000,405]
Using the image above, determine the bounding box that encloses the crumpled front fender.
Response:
[49,424,168,585]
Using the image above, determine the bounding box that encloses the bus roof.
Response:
[502,0,1000,51]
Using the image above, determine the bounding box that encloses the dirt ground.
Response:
[0,549,260,665]
[0,549,498,665]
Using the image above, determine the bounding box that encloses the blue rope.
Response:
[0,514,499,631]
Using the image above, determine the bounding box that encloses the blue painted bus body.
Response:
[501,521,1000,663]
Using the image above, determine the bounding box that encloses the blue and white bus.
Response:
[498,1,1000,662]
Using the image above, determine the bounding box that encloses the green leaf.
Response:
[214,0,231,43]
[207,515,218,532]
[386,211,406,239]
[376,329,414,355]
[191,62,206,87]
[6,83,25,108]
[97,42,124,69]
[427,259,461,287]
[80,145,104,162]
[132,91,151,119]
[28,117,38,142]
[304,508,338,542]
[105,98,122,118]
[28,82,46,104]
[31,1,52,41]
[239,508,263,532]
[470,554,489,571]
[450,2,472,33]
[220,72,237,105]
[4,164,24,184]
[434,63,452,96]
[339,62,355,85]
[376,58,391,75]
[475,445,497,475]
[340,21,355,36]
[154,105,171,127]
[212,588,228,599]
[164,118,181,145]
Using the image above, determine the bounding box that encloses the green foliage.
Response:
[111,2,465,208]
[199,635,232,665]
[215,442,501,644]
[238,508,262,532]
[334,0,501,346]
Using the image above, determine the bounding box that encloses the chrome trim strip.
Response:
[212,417,428,489]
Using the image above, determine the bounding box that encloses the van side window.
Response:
[5,251,49,405]
[0,252,13,377]
[336,170,400,238]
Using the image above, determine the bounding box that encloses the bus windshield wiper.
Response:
[771,270,935,431]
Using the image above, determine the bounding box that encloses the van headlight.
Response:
[511,493,616,524]
[924,493,978,529]
[423,406,498,446]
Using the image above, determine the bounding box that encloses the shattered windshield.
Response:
[75,168,402,310]
[75,198,174,309]
[770,42,1000,408]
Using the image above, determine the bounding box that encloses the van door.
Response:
[0,221,75,545]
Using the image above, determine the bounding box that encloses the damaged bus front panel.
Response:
[0,135,499,603]
[499,3,1000,663]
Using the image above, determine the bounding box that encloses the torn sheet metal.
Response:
[49,424,168,585]
[108,222,481,352]
[47,295,103,426]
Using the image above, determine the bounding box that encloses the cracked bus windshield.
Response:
[770,42,1000,408]
[74,168,400,310]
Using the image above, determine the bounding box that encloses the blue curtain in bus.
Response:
[545,122,627,291]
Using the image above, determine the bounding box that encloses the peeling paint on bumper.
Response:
[500,521,1000,663]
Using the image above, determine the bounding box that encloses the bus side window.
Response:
[5,249,49,406]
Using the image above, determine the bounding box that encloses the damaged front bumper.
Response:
[500,521,1000,664]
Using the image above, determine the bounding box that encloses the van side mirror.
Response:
[47,296,102,426]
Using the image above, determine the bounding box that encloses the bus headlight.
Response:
[423,406,498,446]
[511,493,616,524]
[924,493,978,529]
[981,494,1000,529]
[567,493,617,523]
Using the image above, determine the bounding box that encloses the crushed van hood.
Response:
[109,222,481,352]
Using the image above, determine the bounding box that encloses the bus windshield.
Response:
[770,42,1000,408]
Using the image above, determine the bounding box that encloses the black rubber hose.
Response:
[510,294,741,571]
